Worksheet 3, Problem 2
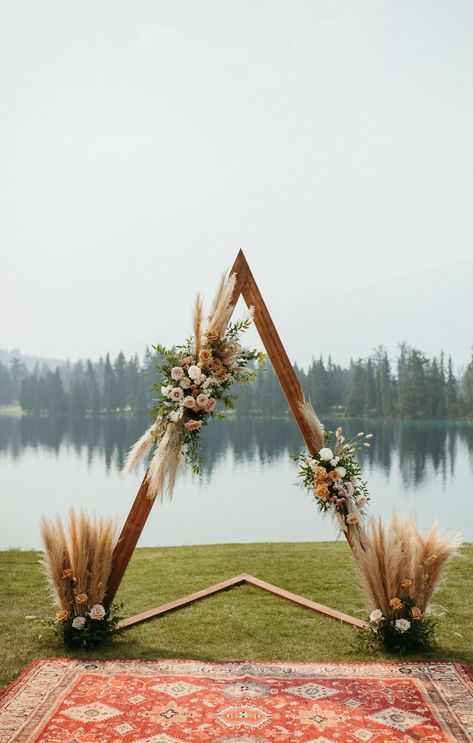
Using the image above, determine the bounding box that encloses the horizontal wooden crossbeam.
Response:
[118,573,367,630]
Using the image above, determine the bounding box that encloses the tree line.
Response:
[1,344,473,419]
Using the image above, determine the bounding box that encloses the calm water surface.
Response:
[1,415,472,549]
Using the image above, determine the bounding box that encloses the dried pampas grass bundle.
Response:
[299,398,325,455]
[146,421,184,500]
[40,509,117,613]
[122,423,159,475]
[207,272,237,338]
[355,513,462,617]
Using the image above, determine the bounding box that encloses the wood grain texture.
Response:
[118,573,367,629]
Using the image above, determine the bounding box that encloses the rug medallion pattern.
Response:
[1,659,472,742]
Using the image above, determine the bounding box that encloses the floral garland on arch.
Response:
[123,273,264,500]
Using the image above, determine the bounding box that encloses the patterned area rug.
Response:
[1,659,473,742]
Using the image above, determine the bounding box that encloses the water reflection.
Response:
[1,415,472,489]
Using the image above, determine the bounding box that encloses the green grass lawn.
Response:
[1,542,472,690]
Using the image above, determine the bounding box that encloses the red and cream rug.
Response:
[1,658,473,742]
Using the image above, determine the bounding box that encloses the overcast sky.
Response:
[1,1,472,370]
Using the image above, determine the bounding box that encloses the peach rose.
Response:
[62,568,74,579]
[183,396,196,409]
[314,466,327,482]
[316,484,330,500]
[196,393,209,408]
[205,328,219,342]
[215,368,228,381]
[185,420,203,432]
[400,578,412,589]
[389,597,403,611]
[205,398,217,413]
[212,357,224,370]
[75,593,88,605]
[199,348,212,364]
[169,387,184,402]
[328,470,341,481]
[411,606,422,620]
[55,609,69,621]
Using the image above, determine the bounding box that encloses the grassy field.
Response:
[1,542,472,690]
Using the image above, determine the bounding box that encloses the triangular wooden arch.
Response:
[105,251,364,629]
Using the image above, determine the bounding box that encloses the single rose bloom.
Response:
[62,568,74,579]
[389,597,403,611]
[346,513,358,525]
[318,447,333,461]
[205,328,219,342]
[75,593,88,605]
[400,578,412,589]
[335,466,346,478]
[316,484,330,500]
[183,396,197,409]
[411,606,422,620]
[199,348,212,364]
[215,368,228,381]
[395,618,411,633]
[329,470,341,481]
[188,364,201,380]
[185,420,203,432]
[370,609,383,623]
[88,604,106,621]
[205,398,217,412]
[72,616,86,630]
[171,366,184,381]
[212,357,224,370]
[179,377,191,389]
[181,356,194,366]
[314,466,327,482]
[169,387,184,402]
[55,609,69,622]
[196,393,209,408]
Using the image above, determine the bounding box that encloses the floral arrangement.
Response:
[294,425,371,533]
[41,510,121,648]
[123,273,264,499]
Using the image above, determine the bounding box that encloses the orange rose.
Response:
[212,357,224,370]
[400,578,412,589]
[62,569,74,579]
[55,609,69,621]
[328,470,341,481]
[411,607,422,620]
[315,466,327,482]
[389,597,403,611]
[215,368,228,381]
[75,593,88,605]
[316,485,330,500]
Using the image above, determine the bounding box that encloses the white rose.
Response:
[395,618,411,633]
[308,458,318,472]
[319,447,333,461]
[370,609,383,623]
[161,385,171,395]
[330,457,339,466]
[171,367,184,381]
[169,387,184,402]
[88,604,106,621]
[188,365,201,380]
[335,466,346,478]
[179,377,191,389]
[72,616,86,630]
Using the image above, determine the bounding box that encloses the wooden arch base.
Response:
[118,574,366,630]
[106,250,363,630]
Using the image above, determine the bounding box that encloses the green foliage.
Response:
[48,603,124,649]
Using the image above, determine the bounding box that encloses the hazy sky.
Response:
[1,1,472,369]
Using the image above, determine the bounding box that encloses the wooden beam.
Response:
[117,573,366,630]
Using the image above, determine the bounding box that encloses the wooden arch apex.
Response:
[105,251,318,606]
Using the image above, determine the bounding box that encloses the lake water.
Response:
[1,415,472,550]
